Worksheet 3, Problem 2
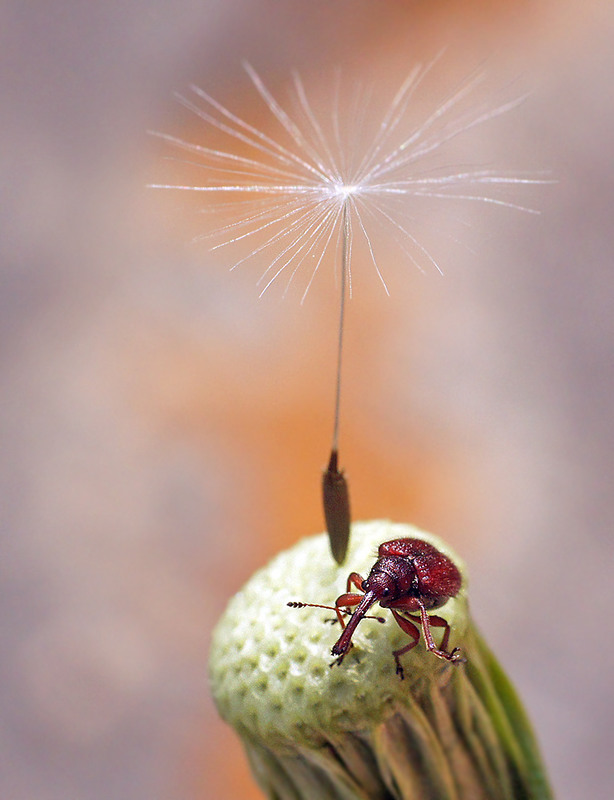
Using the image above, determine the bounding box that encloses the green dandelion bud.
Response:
[209,521,553,800]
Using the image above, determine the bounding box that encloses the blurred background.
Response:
[2,1,613,798]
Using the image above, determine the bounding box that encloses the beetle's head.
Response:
[362,568,398,603]
[362,555,415,605]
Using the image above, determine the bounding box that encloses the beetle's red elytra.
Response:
[288,537,465,678]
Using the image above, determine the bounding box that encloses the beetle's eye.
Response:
[382,587,390,596]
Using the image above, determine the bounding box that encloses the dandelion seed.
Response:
[149,59,551,564]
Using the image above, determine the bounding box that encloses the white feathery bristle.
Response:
[150,62,552,298]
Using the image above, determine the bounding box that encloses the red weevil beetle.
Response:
[288,537,465,678]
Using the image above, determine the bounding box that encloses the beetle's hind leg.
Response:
[416,601,465,663]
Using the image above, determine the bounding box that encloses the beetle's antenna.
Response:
[322,201,351,564]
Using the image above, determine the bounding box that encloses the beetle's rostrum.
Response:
[289,537,465,678]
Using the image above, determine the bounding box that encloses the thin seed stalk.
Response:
[322,200,352,565]
[332,200,350,454]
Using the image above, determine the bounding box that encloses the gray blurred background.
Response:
[2,1,613,798]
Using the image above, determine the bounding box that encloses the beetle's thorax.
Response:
[362,555,417,606]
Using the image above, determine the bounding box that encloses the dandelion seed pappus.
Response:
[149,58,545,300]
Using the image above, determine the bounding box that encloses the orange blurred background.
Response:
[2,2,614,799]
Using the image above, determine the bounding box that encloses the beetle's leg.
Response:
[331,604,386,626]
[346,572,364,594]
[415,600,465,663]
[333,592,363,627]
[425,613,452,652]
[334,575,365,621]
[315,592,362,667]
[389,609,421,679]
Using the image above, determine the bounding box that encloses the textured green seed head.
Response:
[209,520,468,749]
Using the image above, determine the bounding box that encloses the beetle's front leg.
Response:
[345,572,364,594]
[328,592,364,668]
[389,609,420,679]
[332,592,363,628]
